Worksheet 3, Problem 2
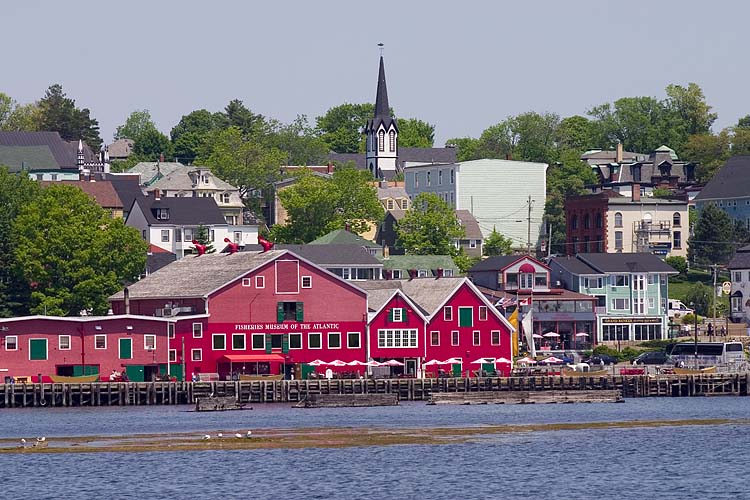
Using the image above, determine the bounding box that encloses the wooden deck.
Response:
[0,373,748,408]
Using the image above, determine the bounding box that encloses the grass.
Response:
[669,269,730,317]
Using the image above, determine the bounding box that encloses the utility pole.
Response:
[710,264,719,321]
[526,195,534,256]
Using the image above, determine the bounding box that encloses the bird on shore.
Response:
[246,431,252,438]
[201,434,210,440]
[217,433,223,438]
[36,437,46,442]
[20,438,26,446]
[234,433,242,439]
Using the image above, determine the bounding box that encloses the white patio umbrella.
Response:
[328,360,347,367]
[470,357,495,365]
[366,360,382,367]
[516,357,537,364]
[540,356,564,364]
[443,357,463,364]
[346,360,368,366]
[495,357,512,364]
[532,334,544,339]
[307,359,327,366]
[575,332,590,337]
[383,359,405,367]
[422,359,443,366]
[543,332,560,338]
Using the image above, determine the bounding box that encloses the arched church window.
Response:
[378,130,385,152]
[389,130,395,152]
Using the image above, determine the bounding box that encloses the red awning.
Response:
[220,354,285,363]
[519,263,535,273]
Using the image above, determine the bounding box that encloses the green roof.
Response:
[0,146,60,173]
[310,229,379,248]
[655,145,678,160]
[379,255,459,272]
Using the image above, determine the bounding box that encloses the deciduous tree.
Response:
[114,109,158,141]
[13,185,147,316]
[315,103,375,153]
[396,193,464,255]
[483,226,514,256]
[397,118,435,148]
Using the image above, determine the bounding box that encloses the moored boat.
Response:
[49,374,101,383]
[673,366,717,375]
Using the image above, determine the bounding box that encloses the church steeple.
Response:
[374,55,390,119]
[365,46,398,179]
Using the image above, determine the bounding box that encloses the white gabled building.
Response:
[729,245,750,325]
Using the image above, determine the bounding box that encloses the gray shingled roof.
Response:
[111,250,286,299]
[366,288,398,312]
[108,138,134,158]
[128,162,187,186]
[548,255,599,275]
[469,255,523,272]
[377,186,408,200]
[0,131,78,171]
[728,245,750,270]
[242,244,382,266]
[456,210,483,239]
[577,253,677,274]
[327,148,458,174]
[357,277,465,315]
[148,167,237,192]
[694,156,750,201]
[135,196,227,225]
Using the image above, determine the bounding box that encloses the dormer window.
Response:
[659,163,672,177]
[378,130,385,152]
[220,193,230,204]
[155,208,170,220]
[632,165,641,183]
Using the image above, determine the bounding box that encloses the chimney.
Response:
[327,161,334,174]
[383,269,392,280]
[344,223,351,233]
[383,245,390,259]
[159,153,165,162]
[436,268,444,279]
[632,183,641,202]
[616,142,623,163]
[124,287,130,315]
[151,189,161,200]
[408,269,417,280]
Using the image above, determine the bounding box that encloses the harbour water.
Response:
[2,398,749,499]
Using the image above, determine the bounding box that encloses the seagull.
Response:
[246,431,253,438]
[217,433,223,438]
[20,438,26,445]
[234,433,242,439]
[202,434,210,440]
[36,437,46,442]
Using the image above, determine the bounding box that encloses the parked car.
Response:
[668,299,694,320]
[585,354,618,366]
[633,351,670,365]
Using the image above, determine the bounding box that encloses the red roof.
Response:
[148,244,173,254]
[220,354,286,363]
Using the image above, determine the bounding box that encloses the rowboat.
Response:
[673,366,717,375]
[49,374,100,383]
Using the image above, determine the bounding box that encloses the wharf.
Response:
[0,373,748,408]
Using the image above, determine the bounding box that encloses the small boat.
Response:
[49,374,100,383]
[195,396,247,412]
[562,369,610,377]
[673,366,717,375]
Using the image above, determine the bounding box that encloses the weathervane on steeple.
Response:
[378,42,384,56]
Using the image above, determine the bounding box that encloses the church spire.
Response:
[374,54,390,118]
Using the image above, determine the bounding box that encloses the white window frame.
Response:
[59,335,71,350]
[417,269,429,278]
[161,229,170,242]
[444,306,453,321]
[5,335,18,351]
[347,332,361,349]
[212,333,226,351]
[242,278,251,287]
[192,323,203,338]
[255,275,265,288]
[648,297,656,309]
[301,276,312,289]
[473,330,481,346]
[376,329,418,348]
[251,333,265,350]
[144,335,156,350]
[469,240,477,249]
[94,334,107,350]
[169,349,177,362]
[191,348,202,361]
[392,307,404,322]
[232,333,246,350]
[392,269,402,279]
[491,330,501,346]
[430,330,440,346]
[289,332,303,350]
[168,323,175,339]
[328,332,342,349]
[451,330,459,346]
[612,298,630,310]
[308,332,322,350]
[479,306,488,321]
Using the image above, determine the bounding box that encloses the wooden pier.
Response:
[297,393,399,408]
[0,373,748,408]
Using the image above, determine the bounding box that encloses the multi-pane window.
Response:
[389,131,395,152]
[232,333,245,350]
[191,349,202,361]
[615,231,623,250]
[161,230,170,242]
[519,273,534,289]
[391,308,405,322]
[430,331,440,346]
[602,324,629,342]
[251,334,264,350]
[144,335,156,350]
[377,329,418,348]
[634,275,646,291]
[289,333,302,349]
[213,334,226,350]
[491,331,501,345]
[634,324,661,341]
[378,130,385,151]
[328,332,341,349]
[347,332,360,349]
[5,336,17,350]
[614,212,623,227]
[95,335,106,349]
[673,231,682,249]
[612,298,630,310]
[193,323,203,338]
[308,333,322,349]
[612,275,629,287]
[59,335,71,350]
[479,306,488,321]
[473,331,480,345]
[451,331,459,345]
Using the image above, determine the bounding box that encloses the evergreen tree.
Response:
[38,84,102,149]
[194,225,216,254]
[688,204,735,265]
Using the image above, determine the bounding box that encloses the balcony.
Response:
[634,220,671,233]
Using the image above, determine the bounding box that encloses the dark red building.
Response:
[564,191,615,254]
[110,249,368,379]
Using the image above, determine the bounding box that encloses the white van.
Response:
[668,299,694,320]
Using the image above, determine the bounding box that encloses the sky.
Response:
[4,1,750,146]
